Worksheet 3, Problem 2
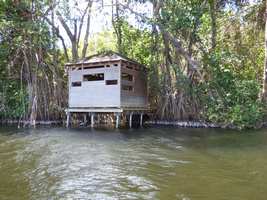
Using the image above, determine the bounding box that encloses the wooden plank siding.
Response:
[120,60,148,108]
[68,62,121,108]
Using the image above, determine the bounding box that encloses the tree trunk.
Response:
[209,0,217,50]
[44,16,70,61]
[262,1,267,101]
[56,11,79,61]
[71,39,79,61]
[112,0,123,53]
[82,1,93,59]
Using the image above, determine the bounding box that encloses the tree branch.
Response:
[77,2,91,46]
[44,16,70,61]
[81,0,93,58]
[56,11,74,41]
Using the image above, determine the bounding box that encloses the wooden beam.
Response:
[115,113,120,129]
[91,113,95,127]
[83,114,87,124]
[68,108,123,113]
[129,112,133,128]
[66,112,71,128]
[140,113,143,127]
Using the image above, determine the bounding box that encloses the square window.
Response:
[122,73,133,82]
[72,81,82,87]
[106,80,118,85]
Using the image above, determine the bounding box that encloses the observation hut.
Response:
[65,51,148,128]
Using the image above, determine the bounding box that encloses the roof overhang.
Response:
[64,51,147,71]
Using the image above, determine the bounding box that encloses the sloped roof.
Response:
[65,51,144,67]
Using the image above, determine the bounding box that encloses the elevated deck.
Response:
[65,107,149,128]
[66,107,149,113]
[67,107,123,113]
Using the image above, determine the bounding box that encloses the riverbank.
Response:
[1,119,223,129]
[2,117,264,130]
[0,119,62,127]
[145,120,221,128]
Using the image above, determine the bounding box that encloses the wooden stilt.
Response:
[64,109,145,129]
[83,114,87,124]
[116,113,120,128]
[140,113,143,127]
[129,112,133,128]
[66,112,71,128]
[91,113,95,127]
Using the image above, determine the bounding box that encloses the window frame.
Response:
[121,73,134,82]
[71,81,82,87]
[106,80,118,85]
[83,73,105,82]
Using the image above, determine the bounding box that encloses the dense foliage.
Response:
[114,0,266,129]
[0,0,266,129]
[0,0,66,124]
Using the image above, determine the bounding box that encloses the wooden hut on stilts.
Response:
[65,51,149,128]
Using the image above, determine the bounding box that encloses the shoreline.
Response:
[0,120,62,126]
[145,120,221,128]
[0,119,222,129]
[2,119,263,130]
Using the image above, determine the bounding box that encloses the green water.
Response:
[0,126,267,200]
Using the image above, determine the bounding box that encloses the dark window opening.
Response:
[84,65,104,70]
[72,81,82,87]
[78,67,82,70]
[122,85,133,91]
[83,73,104,81]
[122,73,133,82]
[114,64,118,67]
[106,80,118,85]
[106,65,110,68]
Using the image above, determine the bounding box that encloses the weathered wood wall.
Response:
[120,60,148,108]
[69,62,121,108]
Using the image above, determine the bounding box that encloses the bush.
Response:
[202,52,265,129]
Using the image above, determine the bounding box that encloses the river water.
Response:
[0,126,267,200]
